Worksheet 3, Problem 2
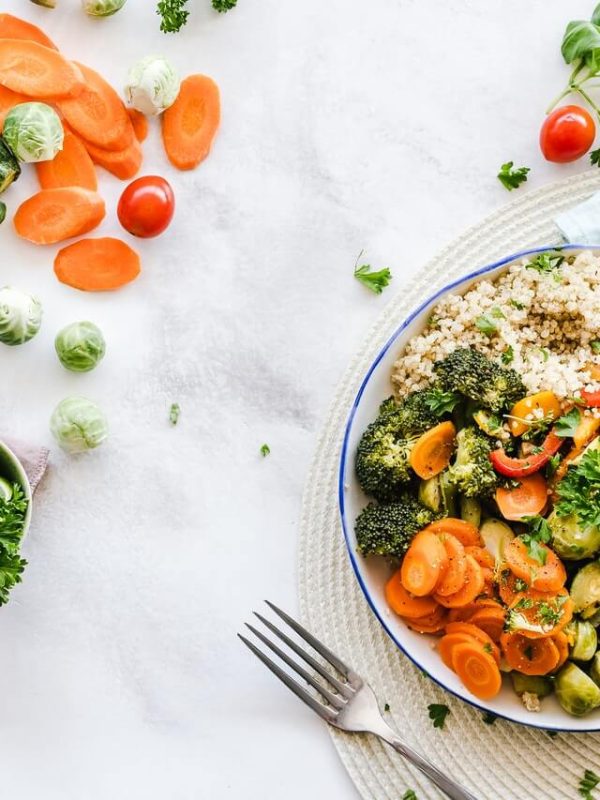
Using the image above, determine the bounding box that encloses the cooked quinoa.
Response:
[391,250,600,400]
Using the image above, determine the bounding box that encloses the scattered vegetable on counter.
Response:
[497,161,530,191]
[540,105,596,164]
[427,703,450,729]
[3,102,63,163]
[157,0,238,34]
[81,0,127,16]
[0,286,42,346]
[54,237,141,291]
[579,769,600,800]
[169,403,181,425]
[353,251,392,294]
[117,175,175,238]
[260,444,270,457]
[162,74,220,169]
[50,396,108,453]
[55,321,106,372]
[125,56,180,116]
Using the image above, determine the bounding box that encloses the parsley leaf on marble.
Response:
[157,0,189,32]
[260,443,271,457]
[169,403,181,425]
[354,251,392,294]
[497,161,530,190]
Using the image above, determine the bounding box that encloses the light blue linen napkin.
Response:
[555,190,600,244]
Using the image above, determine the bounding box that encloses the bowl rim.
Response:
[338,242,600,732]
[0,439,33,539]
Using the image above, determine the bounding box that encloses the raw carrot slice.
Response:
[54,237,140,291]
[0,14,57,50]
[0,84,28,127]
[409,421,456,479]
[444,621,500,664]
[162,74,220,170]
[438,631,479,669]
[466,607,506,643]
[435,534,467,597]
[401,530,448,596]
[35,130,97,190]
[500,630,560,675]
[451,642,502,700]
[435,555,484,608]
[128,108,149,143]
[57,62,134,150]
[385,569,439,619]
[496,472,548,521]
[507,588,573,638]
[0,40,83,98]
[504,537,566,593]
[425,518,482,547]
[406,605,448,634]
[84,136,142,180]
[14,187,104,244]
[508,391,561,437]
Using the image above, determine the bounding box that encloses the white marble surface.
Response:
[0,0,595,797]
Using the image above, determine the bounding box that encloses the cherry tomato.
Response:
[540,105,596,163]
[117,175,175,238]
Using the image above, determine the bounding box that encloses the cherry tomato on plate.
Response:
[117,175,175,238]
[540,105,596,163]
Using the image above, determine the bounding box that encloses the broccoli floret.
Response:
[355,418,415,501]
[446,426,498,498]
[393,390,445,437]
[355,497,439,557]
[433,347,526,412]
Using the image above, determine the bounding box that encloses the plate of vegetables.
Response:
[339,244,600,731]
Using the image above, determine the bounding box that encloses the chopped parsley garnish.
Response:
[509,298,525,310]
[157,0,189,32]
[428,703,450,729]
[169,402,181,425]
[579,769,600,800]
[475,313,499,337]
[519,516,552,565]
[538,601,561,627]
[384,702,390,712]
[591,149,600,168]
[423,388,462,416]
[260,443,271,457]
[556,449,600,528]
[497,161,530,191]
[482,711,497,725]
[547,729,558,739]
[546,453,561,477]
[354,251,392,294]
[402,791,417,800]
[592,340,600,354]
[501,345,514,365]
[526,252,564,274]
[514,577,528,592]
[555,407,581,438]
[483,643,493,654]
[212,0,237,11]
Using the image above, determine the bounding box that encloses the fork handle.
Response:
[383,735,479,800]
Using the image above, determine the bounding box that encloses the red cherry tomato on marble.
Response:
[540,105,596,163]
[117,175,175,238]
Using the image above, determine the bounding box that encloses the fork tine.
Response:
[237,634,337,722]
[253,612,354,698]
[264,601,352,678]
[245,623,346,709]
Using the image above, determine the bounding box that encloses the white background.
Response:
[0,1,596,797]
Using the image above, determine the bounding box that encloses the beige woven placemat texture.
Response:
[298,170,600,800]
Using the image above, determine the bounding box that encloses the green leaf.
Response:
[169,402,181,425]
[526,252,564,274]
[561,20,600,70]
[497,161,530,191]
[475,314,498,337]
[212,0,237,9]
[156,0,189,32]
[579,769,600,799]
[509,298,525,310]
[384,702,390,712]
[591,148,600,167]
[591,340,600,354]
[260,443,270,457]
[501,345,514,365]
[482,711,497,725]
[423,388,462,416]
[555,407,581,438]
[402,792,417,800]
[556,449,600,528]
[354,262,392,294]
[0,201,5,225]
[519,517,552,566]
[428,703,450,729]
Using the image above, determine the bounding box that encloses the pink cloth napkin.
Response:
[3,439,49,493]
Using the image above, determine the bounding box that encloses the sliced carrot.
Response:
[425,518,482,547]
[466,607,506,643]
[128,108,149,143]
[498,567,529,606]
[406,605,449,634]
[401,530,448,596]
[84,136,142,180]
[508,391,561,437]
[573,412,600,449]
[35,130,97,191]
[438,631,479,669]
[496,472,548,521]
[14,188,104,245]
[444,621,500,663]
[507,588,573,638]
[57,62,134,150]
[162,74,220,170]
[54,237,140,291]
[434,534,467,596]
[0,40,83,98]
[465,546,495,570]
[451,642,502,700]
[385,569,439,619]
[504,537,566,593]
[0,84,28,128]
[0,14,57,50]
[409,420,456,480]
[553,630,569,669]
[447,604,478,623]
[435,555,485,608]
[500,630,560,675]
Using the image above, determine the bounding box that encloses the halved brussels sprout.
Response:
[510,672,553,698]
[50,396,108,453]
[460,495,481,528]
[480,518,514,562]
[418,471,456,516]
[570,561,600,617]
[567,620,598,662]
[590,653,600,687]
[439,470,457,517]
[3,103,63,163]
[55,321,106,372]
[0,139,20,194]
[124,56,180,116]
[0,286,42,346]
[549,510,600,560]
[81,0,126,15]
[555,662,600,716]
[30,0,56,7]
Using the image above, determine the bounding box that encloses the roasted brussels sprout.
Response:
[570,562,600,617]
[510,672,553,698]
[480,518,514,562]
[460,496,482,528]
[549,511,600,560]
[0,139,20,194]
[590,653,600,687]
[567,620,598,662]
[555,662,600,716]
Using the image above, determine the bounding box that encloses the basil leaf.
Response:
[561,20,600,71]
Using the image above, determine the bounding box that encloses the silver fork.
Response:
[239,601,478,800]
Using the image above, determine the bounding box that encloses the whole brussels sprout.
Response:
[549,511,600,560]
[0,287,42,346]
[590,653,600,687]
[555,662,600,716]
[3,103,63,163]
[81,0,126,15]
[50,396,108,453]
[125,56,180,116]
[567,620,598,662]
[570,561,600,617]
[55,321,106,373]
[510,672,553,698]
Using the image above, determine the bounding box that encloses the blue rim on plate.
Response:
[338,242,600,732]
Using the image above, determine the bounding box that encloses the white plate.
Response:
[338,243,600,731]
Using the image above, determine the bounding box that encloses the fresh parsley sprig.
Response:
[157,0,237,32]
[556,448,600,528]
[579,769,600,800]
[526,252,564,275]
[520,516,552,565]
[428,703,450,729]
[0,484,28,606]
[497,161,530,191]
[555,407,581,438]
[354,251,392,294]
[423,388,462,416]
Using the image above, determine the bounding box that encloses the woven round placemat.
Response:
[298,170,600,800]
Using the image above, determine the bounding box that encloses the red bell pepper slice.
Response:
[581,390,600,407]
[489,429,563,478]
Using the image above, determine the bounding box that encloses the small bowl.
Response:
[0,440,33,540]
[339,243,600,732]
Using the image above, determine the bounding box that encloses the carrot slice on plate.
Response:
[385,569,439,619]
[83,136,142,180]
[425,518,482,547]
[0,13,57,50]
[498,566,529,605]
[36,130,97,190]
[401,530,448,596]
[500,630,560,675]
[444,621,500,664]
[465,546,495,569]
[451,642,502,700]
[507,588,573,638]
[14,187,105,244]
[128,108,149,142]
[434,534,467,596]
[438,631,479,669]
[54,237,141,291]
[0,85,29,128]
[466,606,506,643]
[504,537,566,593]
[406,605,448,634]
[57,62,134,150]
[496,472,548,521]
[409,420,456,479]
[0,40,83,98]
[162,74,220,170]
[435,555,484,608]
